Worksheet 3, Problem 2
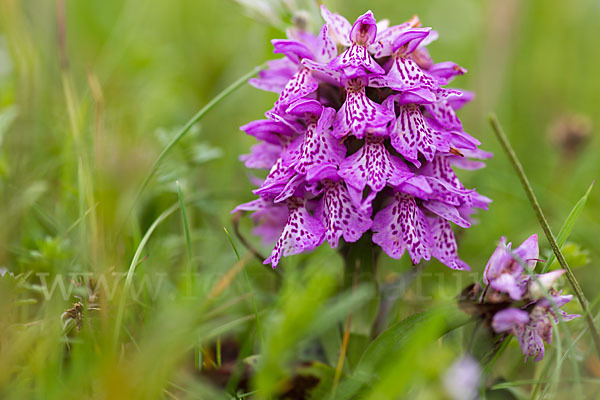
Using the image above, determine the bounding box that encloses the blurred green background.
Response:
[0,0,599,398]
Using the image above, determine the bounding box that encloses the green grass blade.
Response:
[113,202,180,346]
[224,227,241,261]
[541,180,594,273]
[176,181,193,263]
[176,181,194,297]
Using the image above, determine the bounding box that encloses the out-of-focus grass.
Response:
[0,0,599,398]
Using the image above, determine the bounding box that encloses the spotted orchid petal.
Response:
[272,68,320,113]
[428,215,470,270]
[333,78,395,139]
[240,118,297,145]
[424,98,463,131]
[390,103,448,165]
[264,198,326,267]
[516,306,551,362]
[328,44,385,78]
[316,179,373,248]
[290,107,346,181]
[320,5,352,47]
[392,28,432,54]
[372,192,432,264]
[339,136,413,192]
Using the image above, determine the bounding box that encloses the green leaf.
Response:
[549,242,590,270]
[333,304,470,399]
[542,181,594,273]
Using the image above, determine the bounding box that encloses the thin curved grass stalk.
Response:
[489,114,600,358]
[177,181,194,296]
[113,202,180,346]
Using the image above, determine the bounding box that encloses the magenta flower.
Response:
[483,235,539,300]
[482,235,580,361]
[492,295,579,362]
[235,6,490,268]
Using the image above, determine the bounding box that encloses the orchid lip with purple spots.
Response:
[235,6,490,268]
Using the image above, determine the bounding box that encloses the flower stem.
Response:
[489,114,600,358]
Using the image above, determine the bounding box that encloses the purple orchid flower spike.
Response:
[235,7,490,268]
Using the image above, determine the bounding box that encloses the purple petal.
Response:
[239,141,282,169]
[422,200,471,228]
[249,58,298,93]
[392,28,432,54]
[315,24,338,63]
[286,98,323,117]
[291,107,346,181]
[372,192,432,264]
[272,39,314,63]
[396,175,433,199]
[384,56,440,93]
[410,46,434,70]
[273,68,320,112]
[316,180,373,248]
[368,23,411,58]
[264,197,325,268]
[333,78,394,139]
[320,5,352,47]
[491,308,529,333]
[483,237,514,285]
[515,308,549,362]
[490,273,527,300]
[514,234,539,270]
[423,98,462,131]
[349,10,378,46]
[273,174,305,203]
[394,87,437,104]
[428,61,467,84]
[253,157,295,198]
[233,197,288,245]
[328,43,385,78]
[240,118,297,144]
[301,59,342,85]
[447,90,474,110]
[428,215,470,270]
[391,103,446,165]
[339,136,413,192]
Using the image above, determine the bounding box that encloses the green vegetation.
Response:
[1,0,599,398]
